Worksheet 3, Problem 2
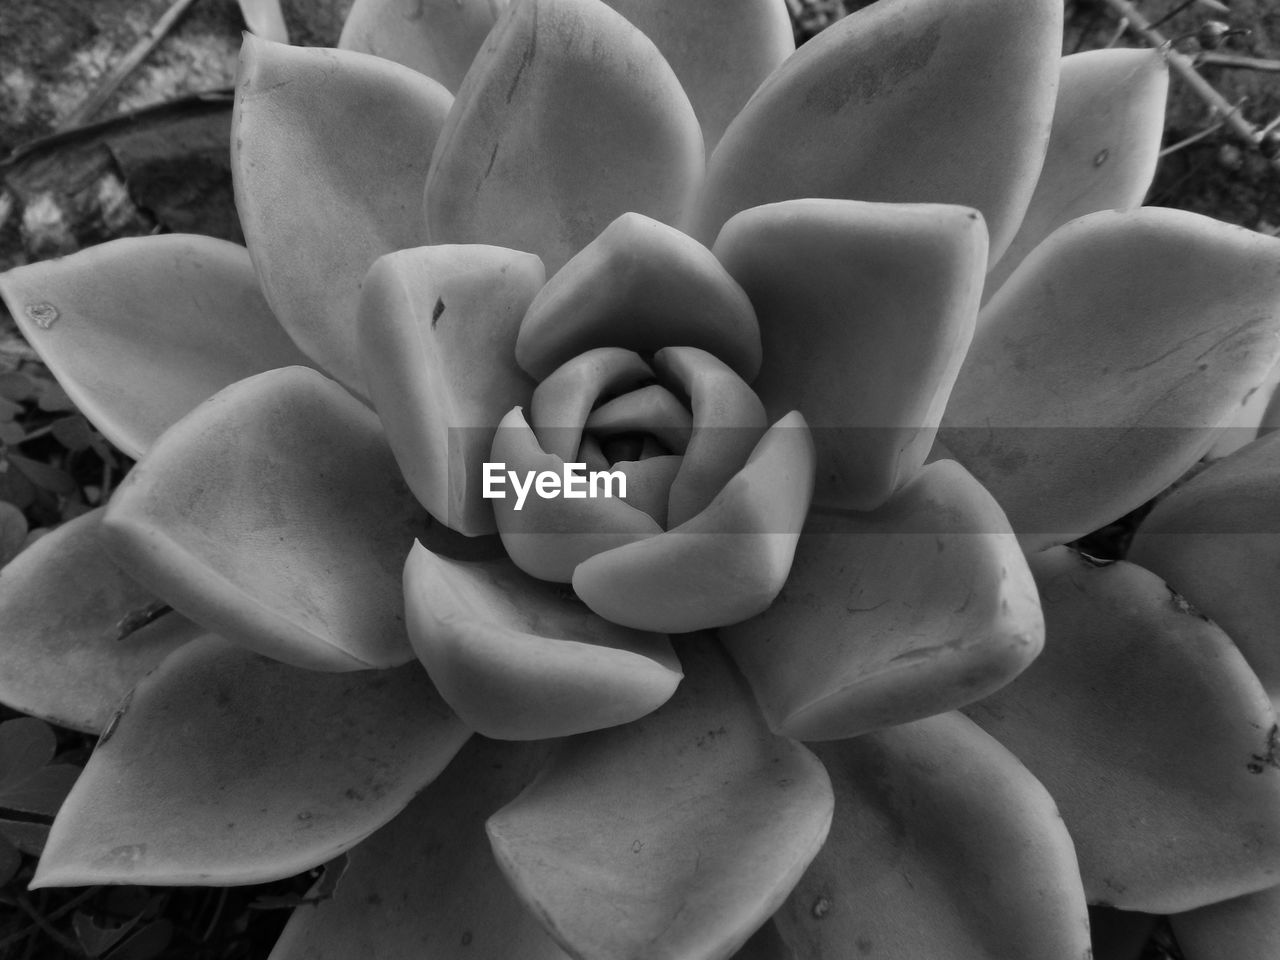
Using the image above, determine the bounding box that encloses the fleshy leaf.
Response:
[776,712,1090,960]
[656,347,767,527]
[984,48,1167,298]
[491,406,663,582]
[424,0,704,275]
[515,213,760,381]
[713,199,985,510]
[404,542,681,739]
[339,0,510,91]
[1171,883,1280,960]
[358,244,544,536]
[966,547,1280,912]
[270,737,568,960]
[233,37,453,395]
[487,640,833,960]
[599,0,792,152]
[530,348,655,462]
[724,459,1042,741]
[238,0,288,41]
[34,635,469,887]
[688,0,1061,261]
[941,208,1280,550]
[0,235,310,459]
[0,509,200,733]
[102,367,431,672]
[573,412,813,633]
[1128,431,1280,698]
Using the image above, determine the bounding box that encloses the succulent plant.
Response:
[3,0,1280,956]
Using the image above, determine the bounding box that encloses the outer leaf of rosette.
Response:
[965,547,1280,912]
[776,713,1090,960]
[358,244,544,537]
[101,367,432,672]
[515,212,760,382]
[572,411,813,633]
[233,37,453,396]
[339,0,510,92]
[724,459,1042,741]
[424,0,704,276]
[404,542,680,739]
[941,208,1280,551]
[1171,883,1280,960]
[713,199,985,511]
[269,737,571,960]
[597,0,792,152]
[32,634,469,887]
[687,0,1061,263]
[490,406,665,582]
[984,48,1168,300]
[0,235,311,460]
[0,509,201,733]
[487,640,833,960]
[1128,430,1280,699]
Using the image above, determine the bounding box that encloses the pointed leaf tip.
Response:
[34,635,468,888]
[102,367,430,672]
[0,235,310,460]
[425,0,704,274]
[234,38,452,395]
[690,0,1062,260]
[944,207,1280,549]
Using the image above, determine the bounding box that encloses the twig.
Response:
[1198,51,1280,73]
[60,0,203,130]
[1099,0,1280,171]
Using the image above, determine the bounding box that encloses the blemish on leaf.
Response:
[24,302,58,329]
[112,601,173,641]
[1167,584,1211,621]
[1248,724,1280,774]
[432,298,446,328]
[98,690,134,745]
[1093,148,1110,167]
[461,930,473,946]
[812,895,831,919]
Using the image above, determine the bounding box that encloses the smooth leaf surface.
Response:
[516,213,760,381]
[35,635,468,887]
[270,736,567,960]
[425,0,704,275]
[689,0,1061,261]
[777,713,1090,960]
[238,0,288,41]
[0,509,198,733]
[0,235,309,459]
[942,208,1280,550]
[725,459,1042,741]
[599,0,791,151]
[358,244,544,536]
[966,547,1280,912]
[487,640,833,960]
[1171,883,1280,960]
[404,542,680,739]
[103,368,432,672]
[1129,431,1280,698]
[339,0,510,91]
[984,48,1167,298]
[573,412,813,633]
[234,37,453,394]
[714,199,985,510]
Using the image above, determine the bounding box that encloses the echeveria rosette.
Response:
[1,0,1280,958]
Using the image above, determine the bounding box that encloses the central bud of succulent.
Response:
[491,343,769,582]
